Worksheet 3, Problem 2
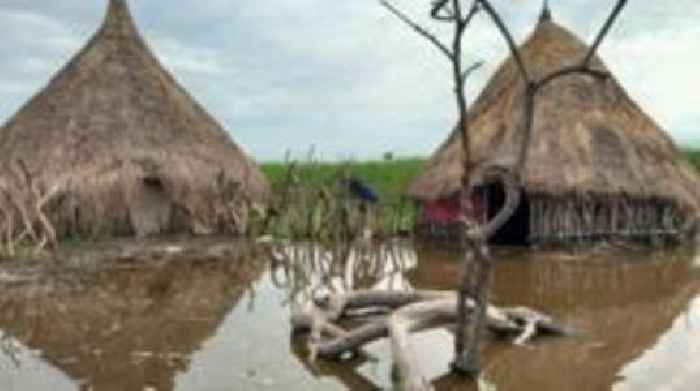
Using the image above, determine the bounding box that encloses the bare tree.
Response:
[380,0,481,170]
[379,0,487,374]
[381,0,629,376]
[290,2,632,388]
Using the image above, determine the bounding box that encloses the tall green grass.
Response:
[261,158,425,205]
[683,148,700,171]
[258,158,424,240]
[263,149,700,202]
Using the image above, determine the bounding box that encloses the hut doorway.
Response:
[128,177,173,237]
[486,183,530,245]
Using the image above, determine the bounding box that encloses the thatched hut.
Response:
[0,0,268,238]
[408,7,700,245]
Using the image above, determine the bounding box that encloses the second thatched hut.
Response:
[408,9,700,245]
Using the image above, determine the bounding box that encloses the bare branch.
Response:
[475,0,530,83]
[462,1,480,26]
[536,65,609,90]
[519,1,626,174]
[452,0,464,25]
[538,0,626,89]
[380,0,453,60]
[293,289,573,387]
[584,0,628,66]
[431,0,455,21]
[465,165,521,238]
[461,60,484,87]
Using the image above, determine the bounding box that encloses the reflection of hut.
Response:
[0,0,268,238]
[477,256,700,391]
[408,5,700,245]
[409,246,700,390]
[0,244,264,391]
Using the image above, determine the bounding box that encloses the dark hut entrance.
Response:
[129,176,173,238]
[485,183,530,245]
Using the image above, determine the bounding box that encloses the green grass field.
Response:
[684,148,700,171]
[261,158,425,205]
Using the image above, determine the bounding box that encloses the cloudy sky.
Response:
[0,1,698,161]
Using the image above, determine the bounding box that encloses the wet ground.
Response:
[0,238,698,391]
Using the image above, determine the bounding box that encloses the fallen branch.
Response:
[391,299,456,391]
[292,289,573,387]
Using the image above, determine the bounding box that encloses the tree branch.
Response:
[474,0,530,83]
[465,165,521,238]
[292,289,574,376]
[430,0,455,21]
[536,65,609,90]
[462,1,480,26]
[380,0,454,60]
[536,0,627,90]
[461,60,484,87]
[584,0,628,66]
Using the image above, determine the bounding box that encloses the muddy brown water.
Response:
[0,239,698,391]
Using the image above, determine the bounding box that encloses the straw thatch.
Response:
[0,0,268,238]
[408,12,700,243]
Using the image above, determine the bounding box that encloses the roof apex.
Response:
[101,0,138,37]
[539,0,552,24]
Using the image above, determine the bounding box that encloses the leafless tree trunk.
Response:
[380,0,484,373]
[381,0,629,379]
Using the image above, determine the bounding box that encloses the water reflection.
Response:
[614,297,700,391]
[269,239,418,305]
[0,240,697,391]
[0,240,264,391]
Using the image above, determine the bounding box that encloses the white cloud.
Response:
[603,25,700,133]
[0,1,698,160]
[149,36,228,76]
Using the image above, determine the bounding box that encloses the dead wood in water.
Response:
[292,289,572,391]
[0,160,63,258]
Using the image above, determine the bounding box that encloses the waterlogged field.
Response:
[0,238,698,391]
[0,151,697,390]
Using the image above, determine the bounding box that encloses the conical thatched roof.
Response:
[0,0,269,237]
[408,16,700,212]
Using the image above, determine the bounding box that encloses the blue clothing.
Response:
[347,178,379,203]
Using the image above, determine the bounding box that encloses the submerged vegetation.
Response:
[258,148,700,242]
[256,158,424,241]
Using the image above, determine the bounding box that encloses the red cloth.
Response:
[421,191,486,224]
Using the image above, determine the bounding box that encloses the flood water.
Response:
[0,239,698,391]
